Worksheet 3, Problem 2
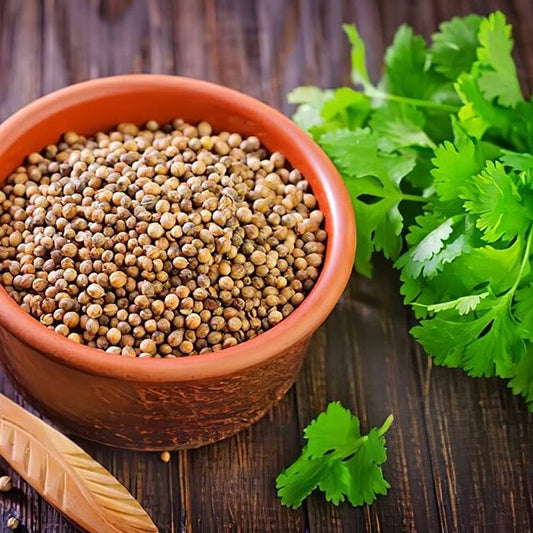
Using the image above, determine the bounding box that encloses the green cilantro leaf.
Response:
[343,24,372,89]
[369,104,435,152]
[396,213,467,280]
[288,86,370,140]
[344,426,391,506]
[430,134,484,212]
[455,70,515,140]
[476,11,523,108]
[383,25,432,99]
[410,230,532,379]
[431,15,482,80]
[448,237,525,295]
[288,86,334,133]
[424,292,489,315]
[461,161,530,242]
[318,460,351,505]
[463,302,525,378]
[319,88,371,133]
[398,215,476,295]
[411,294,520,377]
[304,401,361,458]
[383,25,451,102]
[514,284,533,340]
[320,129,415,276]
[508,345,533,409]
[276,454,327,509]
[410,218,454,262]
[276,402,393,509]
[500,149,533,172]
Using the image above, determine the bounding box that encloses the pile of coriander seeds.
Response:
[0,119,326,357]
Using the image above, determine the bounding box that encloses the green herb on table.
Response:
[288,11,533,411]
[276,402,393,508]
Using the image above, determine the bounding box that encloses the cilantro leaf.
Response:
[383,25,446,101]
[396,213,466,280]
[411,218,454,262]
[514,284,533,340]
[345,425,391,506]
[320,129,415,276]
[424,292,489,315]
[411,295,519,376]
[319,88,371,134]
[288,86,334,133]
[502,150,533,171]
[369,104,435,152]
[476,11,523,108]
[508,345,533,409]
[431,15,482,80]
[276,403,393,509]
[276,453,327,509]
[318,460,351,505]
[410,230,533,380]
[304,401,361,458]
[455,71,515,140]
[448,237,525,295]
[343,24,372,89]
[462,303,525,378]
[461,161,530,242]
[431,135,484,212]
[288,86,370,139]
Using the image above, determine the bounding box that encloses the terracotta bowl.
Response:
[0,75,355,450]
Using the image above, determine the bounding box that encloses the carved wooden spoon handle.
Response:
[0,393,158,533]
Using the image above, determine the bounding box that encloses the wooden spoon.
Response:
[0,393,158,533]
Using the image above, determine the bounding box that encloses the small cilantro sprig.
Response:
[276,402,393,508]
[288,12,533,411]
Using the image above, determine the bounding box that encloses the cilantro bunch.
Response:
[290,12,533,410]
[276,403,393,508]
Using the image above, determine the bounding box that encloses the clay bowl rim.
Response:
[0,74,356,382]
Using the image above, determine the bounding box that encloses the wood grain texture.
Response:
[0,0,531,532]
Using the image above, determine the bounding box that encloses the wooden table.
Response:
[0,1,531,531]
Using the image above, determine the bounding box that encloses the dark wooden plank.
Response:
[0,0,42,116]
[415,347,533,533]
[187,394,307,533]
[42,0,149,89]
[147,0,175,74]
[171,0,208,81]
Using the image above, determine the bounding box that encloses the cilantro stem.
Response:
[401,194,428,203]
[365,86,460,113]
[377,414,394,437]
[341,414,393,460]
[510,228,533,295]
